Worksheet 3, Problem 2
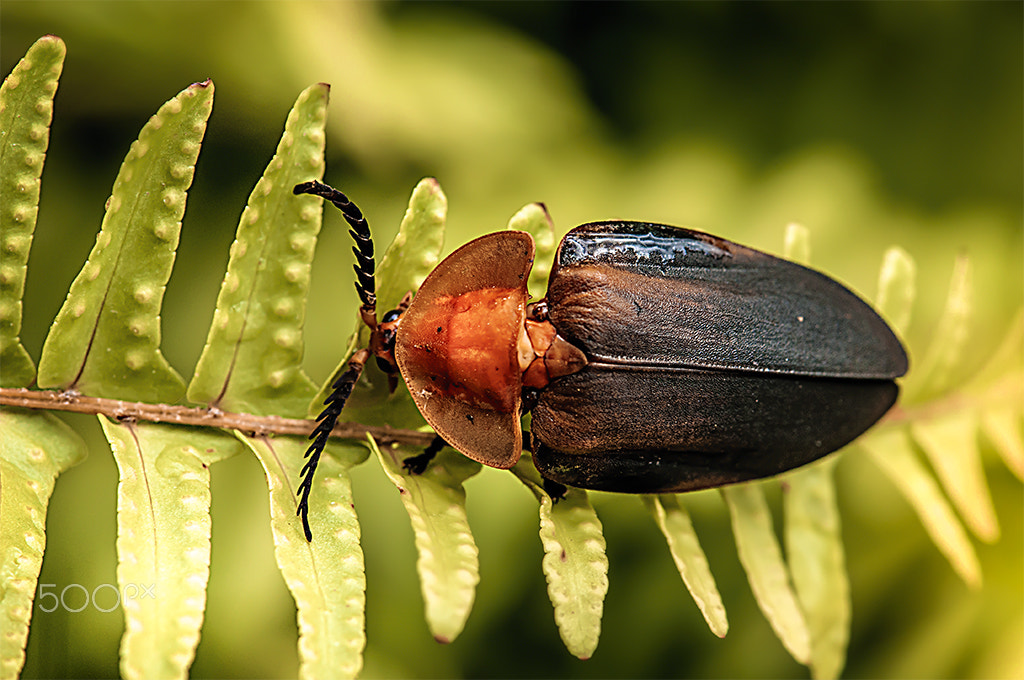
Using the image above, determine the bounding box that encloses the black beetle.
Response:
[293,180,908,540]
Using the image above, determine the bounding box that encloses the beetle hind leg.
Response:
[541,477,568,501]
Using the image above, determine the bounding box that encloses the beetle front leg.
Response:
[402,434,448,474]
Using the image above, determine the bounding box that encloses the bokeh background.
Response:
[3,2,1021,678]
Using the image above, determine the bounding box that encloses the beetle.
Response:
[293,179,908,541]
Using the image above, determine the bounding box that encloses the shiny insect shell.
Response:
[394,220,908,494]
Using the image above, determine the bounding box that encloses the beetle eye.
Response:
[382,308,403,323]
[381,327,397,352]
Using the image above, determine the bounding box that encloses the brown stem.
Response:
[3,374,1018,446]
[880,373,1022,426]
[0,387,435,447]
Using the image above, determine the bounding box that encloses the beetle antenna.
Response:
[296,348,371,541]
[294,180,377,315]
[293,178,381,541]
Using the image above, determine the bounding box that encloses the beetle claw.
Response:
[402,452,433,475]
[402,435,448,475]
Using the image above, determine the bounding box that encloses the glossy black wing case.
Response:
[531,221,908,493]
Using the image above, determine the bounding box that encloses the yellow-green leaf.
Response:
[0,407,86,679]
[783,461,849,680]
[369,437,480,644]
[241,434,368,680]
[375,178,447,317]
[906,254,971,401]
[782,222,811,265]
[507,202,556,301]
[189,83,327,417]
[982,407,1023,480]
[860,428,981,587]
[722,483,810,665]
[100,418,241,680]
[38,81,213,402]
[911,412,999,543]
[963,309,1022,392]
[0,35,65,387]
[513,456,609,659]
[313,178,447,430]
[875,246,916,337]
[644,494,728,638]
[961,311,1023,479]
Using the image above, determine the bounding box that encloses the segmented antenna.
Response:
[293,180,379,541]
[295,350,369,542]
[294,180,376,309]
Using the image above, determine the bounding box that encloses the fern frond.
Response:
[1,32,1019,680]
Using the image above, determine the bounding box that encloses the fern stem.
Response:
[0,387,435,446]
[882,372,1022,426]
[4,375,1018,450]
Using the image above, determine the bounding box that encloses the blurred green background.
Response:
[3,2,1021,678]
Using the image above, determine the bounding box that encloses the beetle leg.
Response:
[525,429,567,501]
[402,434,448,474]
[297,348,371,541]
[542,477,568,502]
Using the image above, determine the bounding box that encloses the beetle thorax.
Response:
[397,286,526,413]
[396,287,587,416]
